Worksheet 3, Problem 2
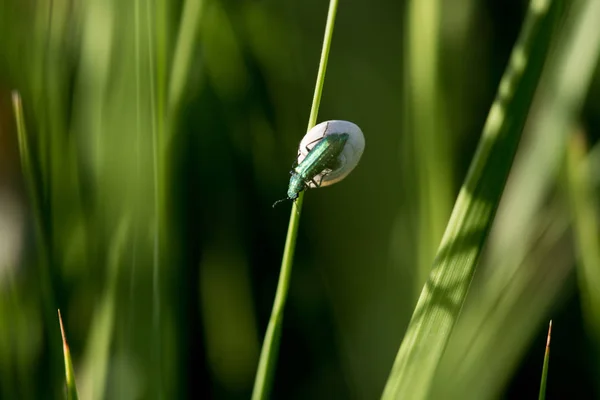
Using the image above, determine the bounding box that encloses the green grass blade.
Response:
[80,220,129,400]
[538,320,552,400]
[12,91,50,298]
[382,1,561,398]
[168,0,204,117]
[431,1,600,397]
[304,1,337,132]
[431,190,570,400]
[12,90,62,392]
[251,1,338,398]
[144,0,167,394]
[402,0,453,291]
[566,130,600,343]
[58,310,79,400]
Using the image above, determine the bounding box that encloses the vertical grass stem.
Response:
[251,1,339,399]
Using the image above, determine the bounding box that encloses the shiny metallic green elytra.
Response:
[285,132,349,201]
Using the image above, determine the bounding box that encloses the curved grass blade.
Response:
[382,1,562,398]
[538,320,552,400]
[251,1,339,398]
[58,310,79,400]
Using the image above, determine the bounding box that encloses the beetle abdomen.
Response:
[295,133,348,181]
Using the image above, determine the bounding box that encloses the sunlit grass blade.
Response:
[382,1,562,398]
[251,1,338,398]
[58,310,79,400]
[430,1,600,397]
[538,320,552,400]
[430,189,570,400]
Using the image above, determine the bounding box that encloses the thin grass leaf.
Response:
[11,91,37,235]
[538,320,552,400]
[58,310,79,400]
[251,1,339,398]
[382,1,562,398]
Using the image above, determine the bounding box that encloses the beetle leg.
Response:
[300,124,331,155]
[317,171,330,187]
[316,166,335,187]
[303,136,323,154]
[309,171,329,188]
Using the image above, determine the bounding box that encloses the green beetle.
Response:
[273,120,364,207]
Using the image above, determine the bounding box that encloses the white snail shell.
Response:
[297,120,365,188]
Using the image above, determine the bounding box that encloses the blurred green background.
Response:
[0,0,599,398]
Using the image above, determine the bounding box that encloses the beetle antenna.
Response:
[272,197,290,208]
